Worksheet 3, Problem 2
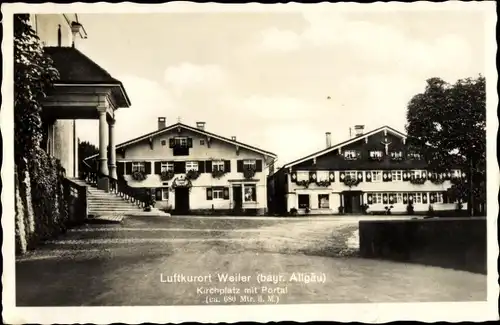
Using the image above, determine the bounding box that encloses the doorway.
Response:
[232,185,242,213]
[343,191,362,214]
[174,187,190,214]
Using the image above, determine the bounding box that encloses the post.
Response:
[469,159,474,217]
[108,119,117,179]
[97,108,109,191]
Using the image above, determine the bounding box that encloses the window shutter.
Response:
[198,161,206,173]
[365,171,372,182]
[223,187,230,200]
[430,193,435,203]
[174,161,186,174]
[155,162,161,175]
[403,193,408,204]
[291,171,297,183]
[339,171,345,181]
[387,172,392,181]
[145,162,152,174]
[403,171,408,181]
[329,171,335,182]
[388,194,394,204]
[187,138,193,148]
[422,171,427,179]
[206,161,212,173]
[309,171,317,182]
[125,162,133,175]
[117,162,125,175]
[169,138,175,148]
[256,160,263,172]
[206,188,213,200]
[237,160,243,172]
[422,193,428,204]
[155,189,162,201]
[367,193,373,204]
[383,194,388,204]
[382,171,389,182]
[225,160,231,173]
[357,171,363,182]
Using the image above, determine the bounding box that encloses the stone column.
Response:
[108,119,117,179]
[97,108,110,192]
[98,109,109,176]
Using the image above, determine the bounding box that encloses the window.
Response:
[371,171,382,182]
[435,192,443,203]
[186,161,198,172]
[161,139,167,146]
[408,152,422,160]
[391,170,402,181]
[213,188,224,200]
[370,151,383,158]
[391,151,403,159]
[344,150,359,160]
[316,171,329,181]
[297,171,309,181]
[345,171,357,180]
[396,193,403,204]
[244,184,257,202]
[200,139,205,145]
[155,188,169,201]
[161,162,174,172]
[298,194,310,208]
[243,159,257,169]
[410,170,422,178]
[132,162,145,172]
[415,192,422,204]
[318,194,329,209]
[373,193,383,204]
[212,160,225,172]
[174,137,188,147]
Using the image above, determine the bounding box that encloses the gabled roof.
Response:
[44,46,131,107]
[282,125,408,169]
[84,122,277,161]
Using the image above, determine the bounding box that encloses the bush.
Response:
[338,206,345,214]
[427,204,435,217]
[361,204,369,214]
[289,207,298,216]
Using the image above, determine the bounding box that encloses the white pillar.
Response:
[98,109,109,176]
[108,119,117,179]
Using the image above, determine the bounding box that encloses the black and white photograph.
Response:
[1,2,498,323]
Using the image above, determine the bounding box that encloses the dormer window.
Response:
[390,151,403,160]
[175,137,188,147]
[170,136,193,156]
[344,150,359,160]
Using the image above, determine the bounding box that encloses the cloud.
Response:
[163,62,226,95]
[241,95,311,120]
[256,11,474,79]
[258,27,302,52]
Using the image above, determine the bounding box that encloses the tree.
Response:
[14,14,59,168]
[405,76,486,216]
[78,140,99,172]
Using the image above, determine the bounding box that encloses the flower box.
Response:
[160,170,175,181]
[131,170,147,181]
[343,176,360,187]
[186,170,200,180]
[243,166,256,179]
[211,169,226,179]
[409,176,426,185]
[296,180,310,188]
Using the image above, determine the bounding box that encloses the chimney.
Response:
[231,136,237,141]
[57,24,62,47]
[158,117,166,130]
[354,125,365,137]
[325,132,332,148]
[70,21,83,48]
[196,122,206,131]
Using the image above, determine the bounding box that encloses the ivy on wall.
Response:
[14,14,68,254]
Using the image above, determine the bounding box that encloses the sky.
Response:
[73,8,486,167]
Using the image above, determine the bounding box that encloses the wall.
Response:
[51,120,76,178]
[359,218,487,274]
[117,127,272,213]
[30,14,73,47]
[284,169,462,214]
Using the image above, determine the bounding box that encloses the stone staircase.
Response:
[70,178,169,220]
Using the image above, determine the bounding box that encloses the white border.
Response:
[2,2,498,323]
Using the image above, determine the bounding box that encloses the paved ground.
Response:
[16,215,486,306]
